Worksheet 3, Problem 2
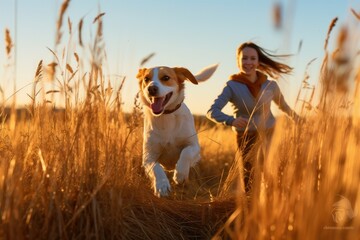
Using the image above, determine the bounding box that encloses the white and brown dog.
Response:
[136,64,218,197]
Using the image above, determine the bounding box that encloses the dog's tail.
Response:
[194,63,219,82]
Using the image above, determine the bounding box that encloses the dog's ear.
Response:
[174,67,198,85]
[136,68,147,80]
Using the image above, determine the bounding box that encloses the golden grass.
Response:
[56,0,70,44]
[1,3,360,240]
[4,29,13,56]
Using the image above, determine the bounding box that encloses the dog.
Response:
[136,64,218,197]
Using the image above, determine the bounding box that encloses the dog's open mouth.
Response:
[150,92,173,115]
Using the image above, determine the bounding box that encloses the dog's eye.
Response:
[144,76,150,82]
[162,76,170,81]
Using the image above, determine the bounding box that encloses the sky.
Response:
[0,0,359,115]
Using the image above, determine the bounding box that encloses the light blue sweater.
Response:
[207,79,298,132]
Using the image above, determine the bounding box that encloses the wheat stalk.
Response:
[350,8,360,20]
[324,17,338,51]
[56,0,70,44]
[5,28,13,56]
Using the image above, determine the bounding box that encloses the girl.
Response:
[207,42,300,193]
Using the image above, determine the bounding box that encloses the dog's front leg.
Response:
[173,144,200,184]
[144,160,171,197]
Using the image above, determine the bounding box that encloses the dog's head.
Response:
[136,66,198,116]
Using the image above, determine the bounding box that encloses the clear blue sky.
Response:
[0,0,358,115]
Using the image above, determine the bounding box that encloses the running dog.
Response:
[136,64,218,197]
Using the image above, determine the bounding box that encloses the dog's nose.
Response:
[148,85,158,96]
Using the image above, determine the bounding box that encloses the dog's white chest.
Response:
[145,109,196,143]
[143,106,199,168]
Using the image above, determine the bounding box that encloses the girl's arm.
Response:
[273,82,301,122]
[206,84,235,126]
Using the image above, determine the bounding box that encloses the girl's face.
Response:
[238,47,259,75]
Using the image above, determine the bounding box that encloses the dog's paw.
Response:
[173,160,190,184]
[154,178,171,197]
[173,169,189,184]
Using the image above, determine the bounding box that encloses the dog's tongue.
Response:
[151,97,164,114]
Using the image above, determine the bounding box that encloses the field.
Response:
[1,2,360,240]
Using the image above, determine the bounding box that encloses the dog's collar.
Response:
[163,102,182,114]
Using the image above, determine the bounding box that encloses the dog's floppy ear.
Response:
[136,68,147,79]
[174,67,198,85]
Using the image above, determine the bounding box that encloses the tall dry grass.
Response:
[0,2,359,240]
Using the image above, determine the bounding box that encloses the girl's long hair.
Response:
[237,42,293,79]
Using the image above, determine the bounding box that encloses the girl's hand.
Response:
[232,117,249,128]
